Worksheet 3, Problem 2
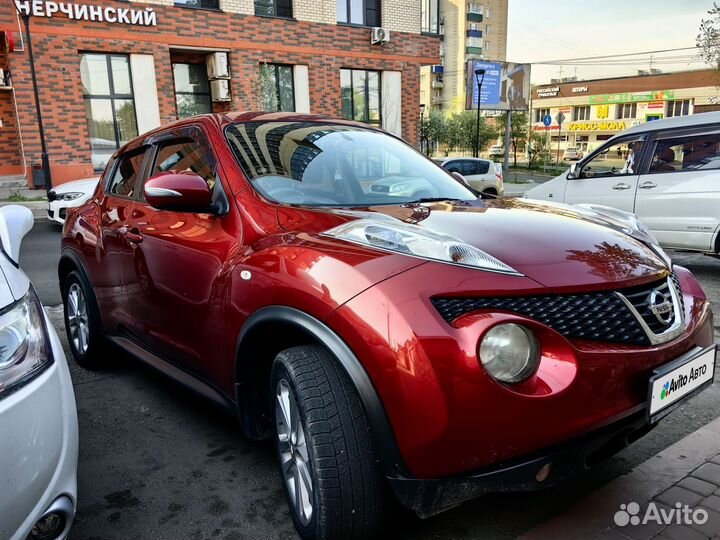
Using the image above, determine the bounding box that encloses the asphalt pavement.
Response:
[18,222,720,540]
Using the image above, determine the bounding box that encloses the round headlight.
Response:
[479,323,540,383]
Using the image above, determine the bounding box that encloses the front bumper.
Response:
[47,196,89,224]
[390,410,652,517]
[0,314,79,540]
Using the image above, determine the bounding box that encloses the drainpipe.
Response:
[22,14,52,192]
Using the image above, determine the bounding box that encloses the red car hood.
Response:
[277,198,669,292]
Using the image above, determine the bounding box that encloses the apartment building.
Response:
[0,0,439,186]
[419,0,507,114]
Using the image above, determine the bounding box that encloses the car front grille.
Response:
[431,274,682,346]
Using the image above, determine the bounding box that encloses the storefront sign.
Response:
[589,90,674,105]
[536,86,560,97]
[708,96,720,105]
[647,101,664,109]
[14,1,158,26]
[567,120,627,132]
[533,125,559,131]
[572,86,588,93]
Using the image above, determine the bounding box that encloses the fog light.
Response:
[479,323,540,383]
[30,512,66,540]
[536,462,552,482]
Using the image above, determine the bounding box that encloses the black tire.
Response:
[61,270,108,369]
[271,345,386,540]
[482,188,498,198]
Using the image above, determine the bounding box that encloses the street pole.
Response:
[503,110,511,177]
[420,103,426,155]
[557,123,562,166]
[474,68,485,158]
[22,14,52,192]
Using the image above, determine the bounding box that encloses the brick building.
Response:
[0,0,440,187]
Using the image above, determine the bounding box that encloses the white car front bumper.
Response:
[47,195,91,225]
[0,313,79,540]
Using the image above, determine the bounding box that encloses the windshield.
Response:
[225,122,476,206]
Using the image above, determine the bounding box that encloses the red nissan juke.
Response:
[60,113,716,539]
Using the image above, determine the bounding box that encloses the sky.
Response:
[506,0,714,84]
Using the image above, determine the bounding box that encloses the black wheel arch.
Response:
[234,306,409,478]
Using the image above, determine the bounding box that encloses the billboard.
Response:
[465,61,531,112]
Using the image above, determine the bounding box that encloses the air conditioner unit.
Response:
[206,52,230,80]
[210,79,231,102]
[370,27,390,45]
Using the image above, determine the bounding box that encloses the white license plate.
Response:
[648,345,716,422]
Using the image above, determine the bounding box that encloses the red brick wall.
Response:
[1,1,439,186]
[0,91,23,175]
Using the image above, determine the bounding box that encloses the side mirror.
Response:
[567,163,579,180]
[451,171,469,186]
[0,205,33,264]
[144,172,213,212]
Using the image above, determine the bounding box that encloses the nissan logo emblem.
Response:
[648,289,673,325]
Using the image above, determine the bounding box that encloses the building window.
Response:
[485,24,492,34]
[421,0,439,33]
[174,0,219,9]
[337,0,380,26]
[260,64,295,112]
[666,99,691,118]
[573,105,590,121]
[255,0,292,17]
[341,69,381,125]
[80,54,138,172]
[467,36,483,48]
[173,64,212,119]
[616,103,637,119]
[468,3,483,14]
[535,108,550,123]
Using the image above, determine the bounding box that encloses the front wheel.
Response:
[62,270,108,369]
[271,345,386,540]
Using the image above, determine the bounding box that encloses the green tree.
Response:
[421,109,447,156]
[527,132,552,168]
[697,2,720,83]
[499,112,529,167]
[441,111,497,156]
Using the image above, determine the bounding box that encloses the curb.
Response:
[520,416,720,540]
[0,201,50,223]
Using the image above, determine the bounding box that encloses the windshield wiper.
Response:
[407,197,467,204]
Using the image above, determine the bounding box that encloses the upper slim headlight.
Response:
[479,323,540,383]
[323,219,522,275]
[57,192,84,201]
[0,288,53,398]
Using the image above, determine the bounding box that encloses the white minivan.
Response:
[526,111,720,254]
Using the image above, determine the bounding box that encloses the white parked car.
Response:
[562,147,583,161]
[47,178,99,225]
[526,111,720,254]
[0,206,79,540]
[488,144,504,158]
[435,157,504,197]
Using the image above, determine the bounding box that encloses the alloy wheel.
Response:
[67,283,90,355]
[275,379,314,525]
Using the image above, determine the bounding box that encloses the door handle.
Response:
[639,182,657,189]
[612,183,632,190]
[125,228,143,244]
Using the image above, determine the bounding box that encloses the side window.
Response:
[106,148,147,197]
[152,132,218,191]
[649,133,720,174]
[444,161,462,174]
[579,137,645,178]
[473,161,490,175]
[460,161,476,176]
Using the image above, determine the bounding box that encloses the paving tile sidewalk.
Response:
[521,416,720,540]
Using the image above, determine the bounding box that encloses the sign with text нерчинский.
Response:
[14,0,158,26]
